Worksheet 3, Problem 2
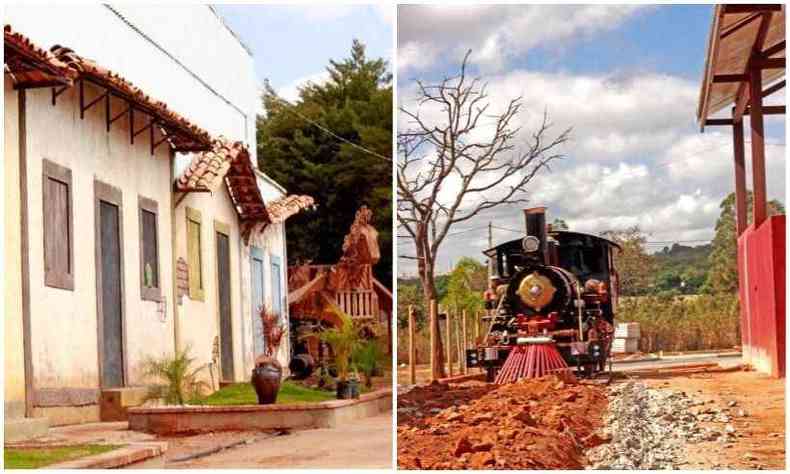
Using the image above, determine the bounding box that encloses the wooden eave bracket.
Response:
[51,84,69,105]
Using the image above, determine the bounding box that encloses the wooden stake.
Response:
[430,299,438,381]
[475,310,480,343]
[408,305,416,385]
[455,312,463,375]
[446,309,453,376]
[462,309,468,374]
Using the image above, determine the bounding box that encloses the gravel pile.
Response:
[586,380,735,469]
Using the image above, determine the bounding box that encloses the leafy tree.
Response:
[397,282,425,329]
[601,226,656,296]
[703,191,784,294]
[258,40,392,286]
[441,258,486,316]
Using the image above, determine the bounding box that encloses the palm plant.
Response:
[318,309,361,382]
[142,346,209,405]
[352,340,384,388]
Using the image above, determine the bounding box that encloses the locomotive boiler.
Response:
[466,207,621,382]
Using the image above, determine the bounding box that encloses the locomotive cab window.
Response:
[558,238,608,280]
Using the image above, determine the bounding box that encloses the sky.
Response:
[214,4,393,104]
[397,4,786,277]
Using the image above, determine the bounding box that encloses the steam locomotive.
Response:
[466,207,621,381]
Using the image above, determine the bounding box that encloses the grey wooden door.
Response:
[216,231,234,381]
[99,200,124,387]
[250,247,265,356]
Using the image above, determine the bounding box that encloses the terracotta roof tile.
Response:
[175,139,242,191]
[266,194,315,224]
[4,25,77,88]
[49,45,212,152]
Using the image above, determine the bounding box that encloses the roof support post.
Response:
[732,115,747,236]
[79,79,85,119]
[105,91,111,132]
[748,63,767,228]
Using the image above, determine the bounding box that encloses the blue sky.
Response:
[215,4,392,101]
[397,5,786,276]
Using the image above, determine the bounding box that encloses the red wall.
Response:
[737,215,786,378]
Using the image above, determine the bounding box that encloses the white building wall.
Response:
[4,5,258,164]
[22,82,175,424]
[6,5,292,397]
[239,172,291,375]
[4,77,27,418]
[173,187,245,385]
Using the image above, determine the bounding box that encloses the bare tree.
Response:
[397,51,571,379]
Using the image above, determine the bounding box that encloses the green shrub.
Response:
[353,340,384,388]
[617,293,740,353]
[142,346,209,405]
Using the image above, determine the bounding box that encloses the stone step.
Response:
[100,387,149,422]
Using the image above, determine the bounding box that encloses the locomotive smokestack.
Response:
[524,207,547,259]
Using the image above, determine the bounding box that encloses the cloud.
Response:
[397,66,786,276]
[397,5,647,73]
[277,70,330,103]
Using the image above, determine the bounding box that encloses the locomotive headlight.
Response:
[522,235,541,253]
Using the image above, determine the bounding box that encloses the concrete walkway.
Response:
[166,411,393,469]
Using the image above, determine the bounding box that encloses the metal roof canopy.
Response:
[696,4,785,236]
[697,4,785,130]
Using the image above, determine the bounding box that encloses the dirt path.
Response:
[164,412,393,469]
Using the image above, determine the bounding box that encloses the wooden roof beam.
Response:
[705,118,734,126]
[762,40,785,58]
[733,11,774,123]
[753,56,786,69]
[713,73,749,83]
[723,5,783,15]
[762,79,785,98]
[745,105,786,115]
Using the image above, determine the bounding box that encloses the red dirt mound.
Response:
[397,375,607,470]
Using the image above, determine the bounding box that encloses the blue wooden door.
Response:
[250,247,265,356]
[271,255,282,319]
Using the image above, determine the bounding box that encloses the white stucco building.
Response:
[4,6,310,436]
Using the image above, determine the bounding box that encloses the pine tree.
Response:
[703,191,784,294]
[257,40,392,286]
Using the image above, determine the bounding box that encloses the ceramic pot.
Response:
[251,360,282,405]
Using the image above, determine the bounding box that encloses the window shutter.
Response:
[43,160,74,290]
[186,208,204,301]
[138,196,161,301]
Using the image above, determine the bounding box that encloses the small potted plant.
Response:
[318,310,361,399]
[250,306,284,404]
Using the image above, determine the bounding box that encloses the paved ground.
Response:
[166,411,393,469]
[613,352,742,372]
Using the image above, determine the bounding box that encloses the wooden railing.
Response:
[336,290,379,320]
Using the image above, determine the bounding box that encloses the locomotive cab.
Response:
[471,208,621,381]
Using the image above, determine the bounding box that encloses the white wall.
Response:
[4,77,27,417]
[4,5,259,166]
[239,172,291,375]
[23,82,175,392]
[173,187,245,385]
